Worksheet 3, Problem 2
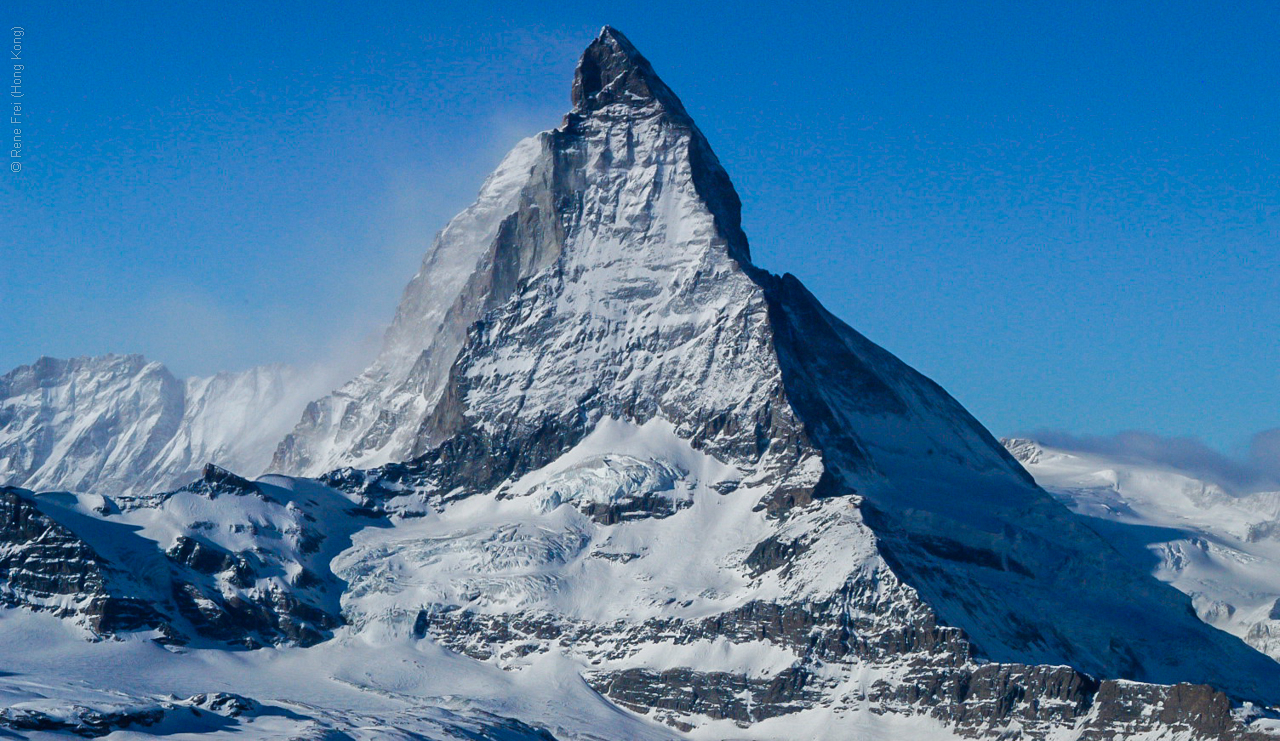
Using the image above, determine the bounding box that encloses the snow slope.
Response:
[0,608,685,740]
[1006,437,1280,663]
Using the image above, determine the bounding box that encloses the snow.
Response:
[0,604,982,740]
[0,608,679,740]
[0,356,334,498]
[1007,438,1280,662]
[336,418,792,629]
[595,637,801,678]
[8,472,368,647]
[686,706,967,741]
[530,455,683,513]
[508,418,739,499]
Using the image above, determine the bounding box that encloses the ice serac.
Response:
[315,27,1280,738]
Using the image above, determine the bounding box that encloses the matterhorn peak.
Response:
[570,26,691,120]
[277,27,1280,708]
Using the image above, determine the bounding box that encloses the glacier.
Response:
[1006,436,1280,664]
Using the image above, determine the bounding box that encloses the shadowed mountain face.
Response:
[1006,436,1280,664]
[3,26,1279,741]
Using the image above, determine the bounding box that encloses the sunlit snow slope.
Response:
[0,355,326,497]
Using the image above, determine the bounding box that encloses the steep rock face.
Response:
[315,27,1280,738]
[0,355,319,497]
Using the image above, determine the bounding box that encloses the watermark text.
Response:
[10,26,23,173]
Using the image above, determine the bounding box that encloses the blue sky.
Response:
[2,0,1277,454]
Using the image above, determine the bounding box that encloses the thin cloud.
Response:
[1248,428,1280,484]
[1020,428,1280,495]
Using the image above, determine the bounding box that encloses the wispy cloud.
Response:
[1248,429,1280,484]
[1020,428,1280,495]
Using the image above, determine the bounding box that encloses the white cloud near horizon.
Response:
[1019,427,1280,495]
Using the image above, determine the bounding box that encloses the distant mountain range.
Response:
[1005,437,1280,664]
[0,355,322,497]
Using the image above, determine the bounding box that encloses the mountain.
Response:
[301,27,1280,733]
[3,26,1280,741]
[1,464,363,648]
[1005,436,1280,663]
[0,355,325,497]
[270,135,549,476]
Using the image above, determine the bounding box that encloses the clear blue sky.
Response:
[3,0,1277,453]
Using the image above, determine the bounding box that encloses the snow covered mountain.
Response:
[3,26,1280,741]
[0,355,326,498]
[1005,436,1280,663]
[269,136,550,476]
[1,464,363,648]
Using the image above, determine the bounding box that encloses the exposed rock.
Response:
[0,485,165,635]
[0,464,366,648]
[323,27,1280,739]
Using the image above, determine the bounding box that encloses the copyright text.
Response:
[10,26,24,173]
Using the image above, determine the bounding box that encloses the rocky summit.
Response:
[2,27,1279,741]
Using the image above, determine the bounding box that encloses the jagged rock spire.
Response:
[565,27,751,267]
[571,26,690,119]
[199,463,255,490]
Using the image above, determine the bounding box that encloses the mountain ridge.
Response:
[0,354,337,498]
